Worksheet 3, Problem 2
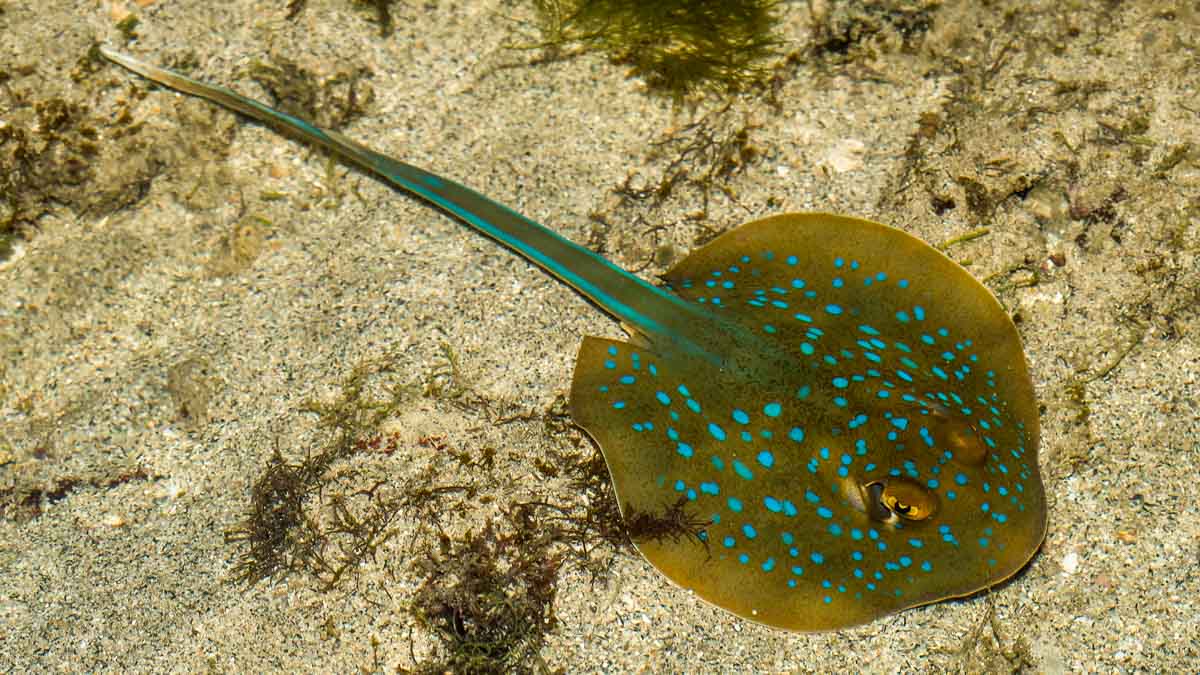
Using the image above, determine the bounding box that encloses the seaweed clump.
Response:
[530,0,781,99]
[247,56,375,131]
[614,102,760,218]
[0,47,168,261]
[222,365,578,670]
[622,496,710,547]
[411,506,562,674]
[0,93,99,258]
[224,359,418,588]
[286,0,401,37]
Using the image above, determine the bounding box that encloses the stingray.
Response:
[100,46,1045,631]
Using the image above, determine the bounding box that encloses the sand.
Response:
[2,0,1197,671]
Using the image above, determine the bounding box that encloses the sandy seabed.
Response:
[1,1,1197,672]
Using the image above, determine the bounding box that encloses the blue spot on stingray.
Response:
[732,408,749,424]
[757,450,775,468]
[708,423,727,441]
[733,460,754,480]
[763,402,782,417]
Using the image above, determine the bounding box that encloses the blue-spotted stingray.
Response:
[100,46,1045,631]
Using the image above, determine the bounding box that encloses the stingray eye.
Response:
[865,477,937,522]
